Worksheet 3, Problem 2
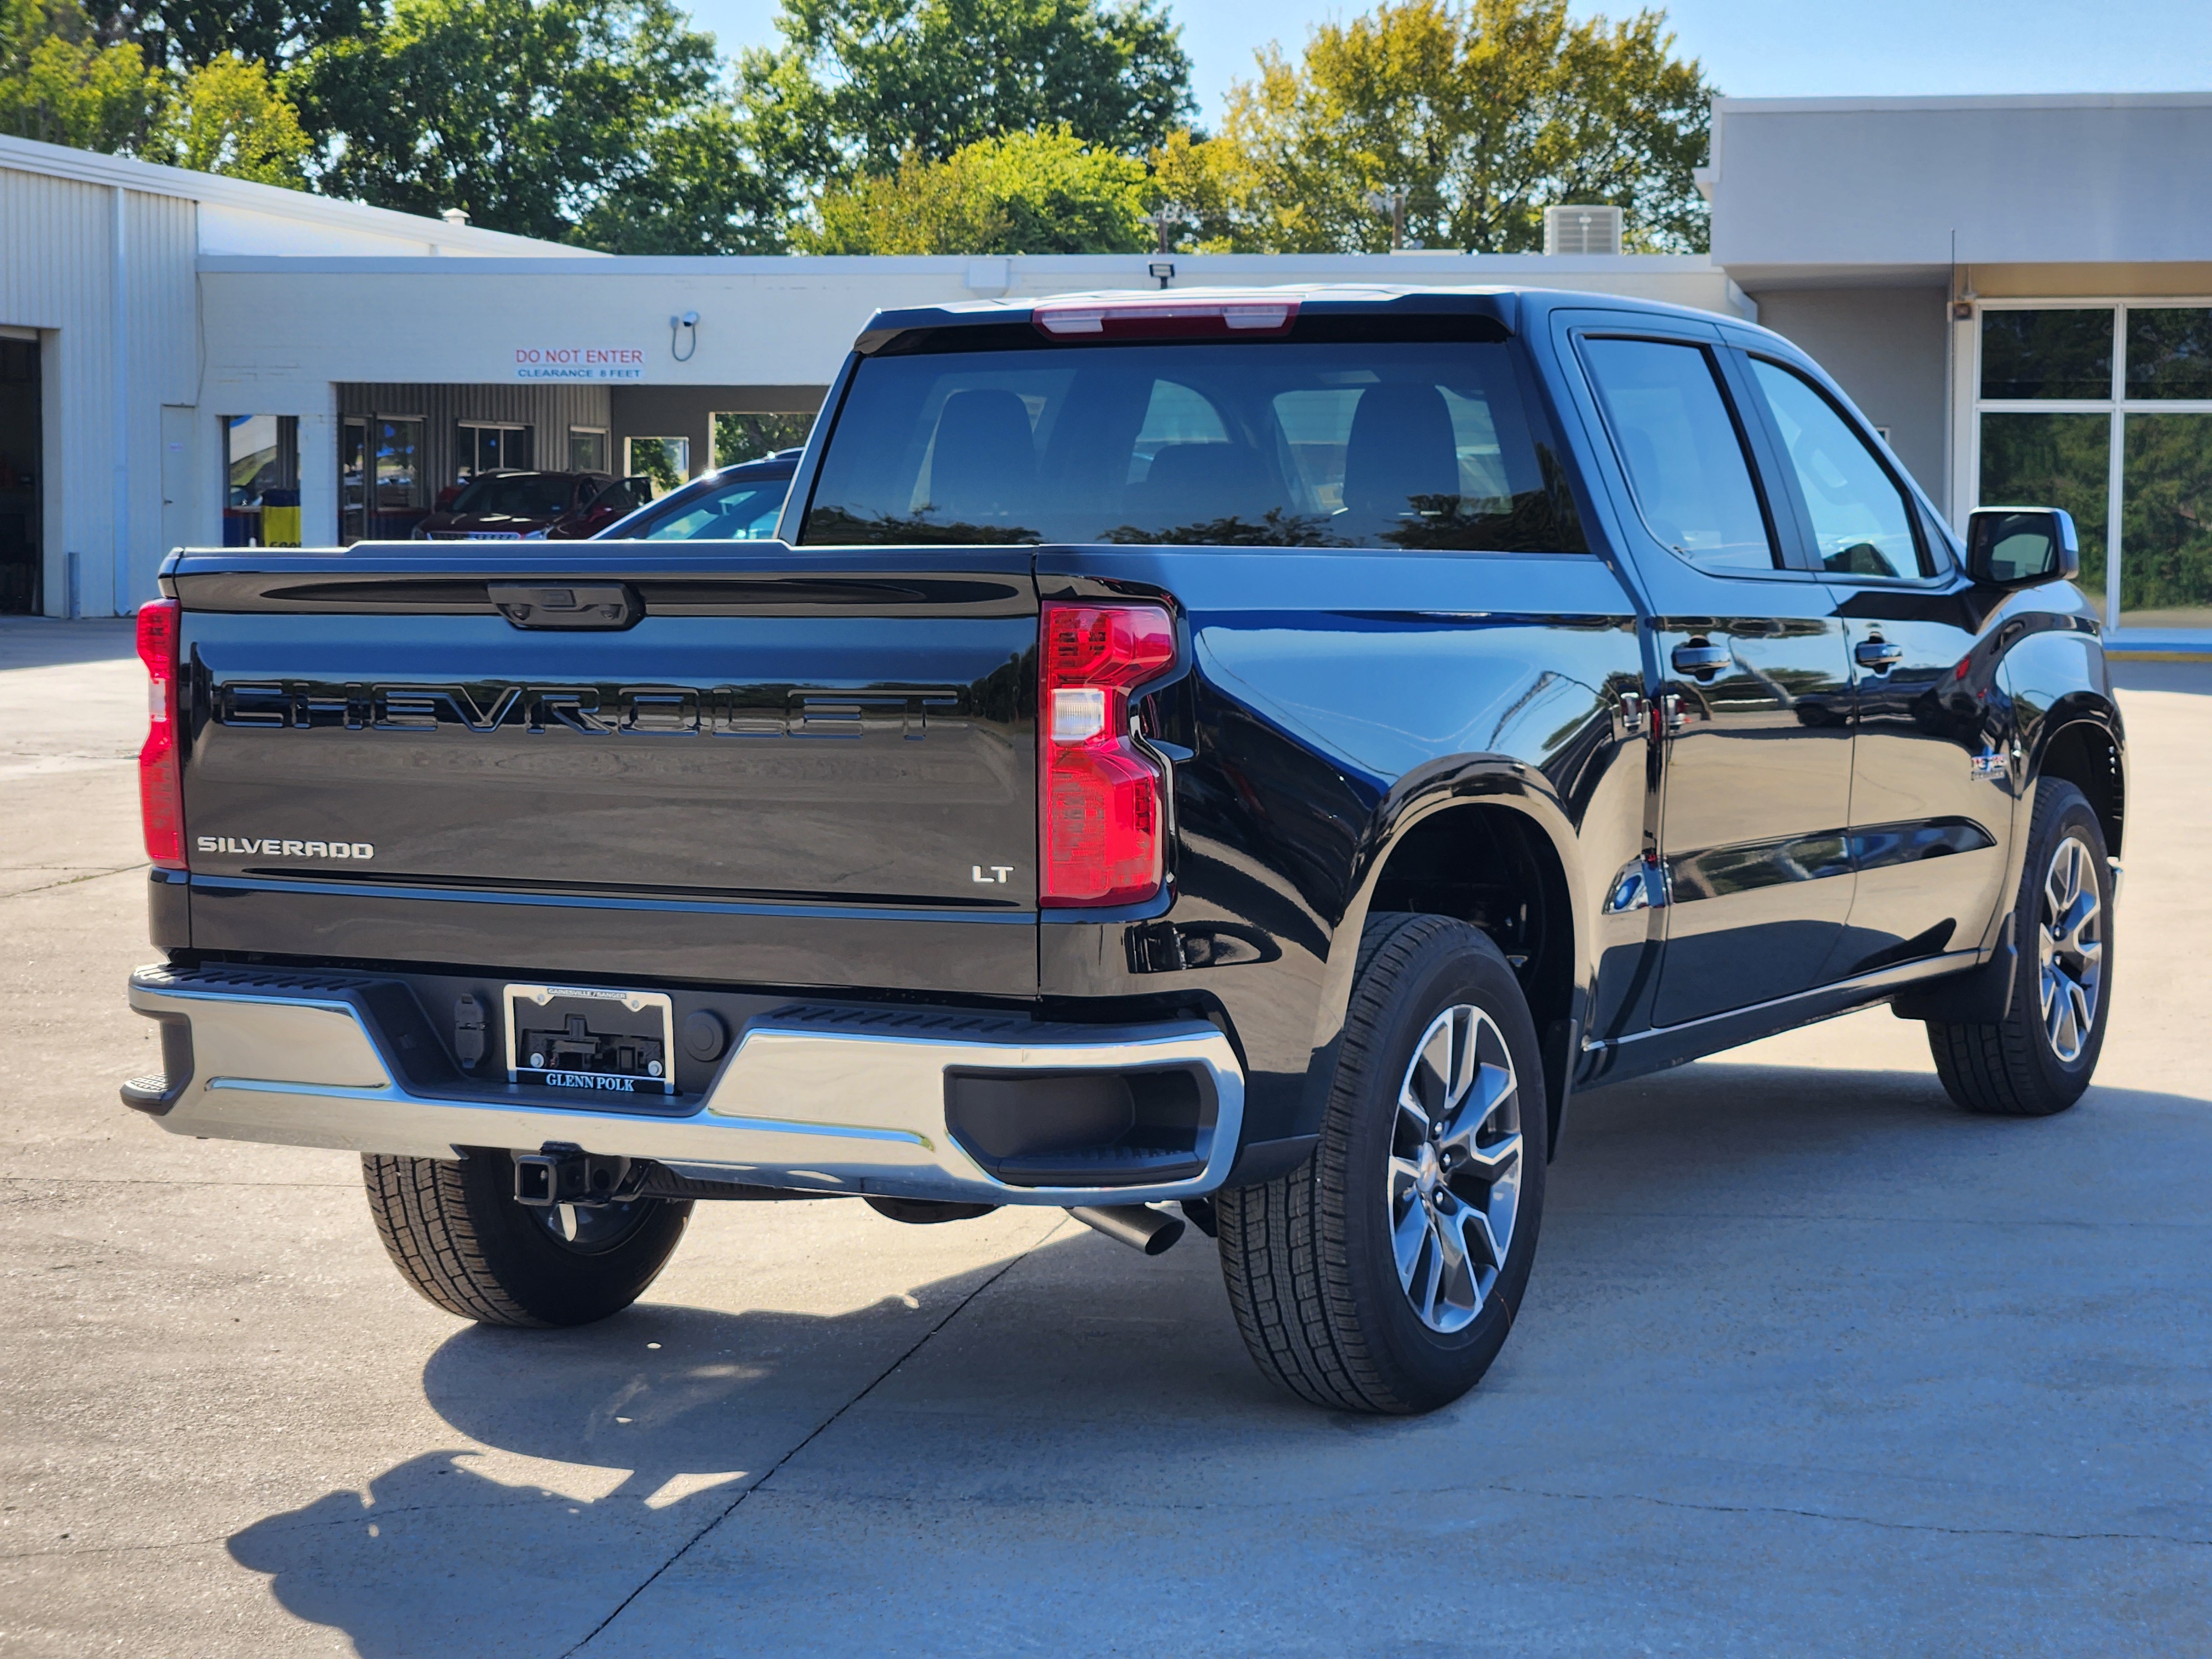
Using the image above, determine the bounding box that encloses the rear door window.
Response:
[800,339,1584,551]
[1578,336,1778,573]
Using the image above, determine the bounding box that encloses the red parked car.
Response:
[409,471,650,540]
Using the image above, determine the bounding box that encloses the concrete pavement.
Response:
[1,617,2206,1656]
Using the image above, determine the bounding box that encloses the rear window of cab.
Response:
[799,335,1586,552]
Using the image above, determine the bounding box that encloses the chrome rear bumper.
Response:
[126,966,1244,1206]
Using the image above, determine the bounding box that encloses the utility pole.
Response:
[1147,204,1194,254]
[1363,187,1409,251]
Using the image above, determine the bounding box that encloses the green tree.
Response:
[288,0,781,251]
[1170,0,1713,254]
[715,410,813,465]
[3,0,309,183]
[148,51,307,182]
[628,435,685,493]
[802,125,1149,254]
[1147,125,1259,251]
[88,0,371,74]
[738,0,1192,197]
[570,103,788,253]
[0,0,162,152]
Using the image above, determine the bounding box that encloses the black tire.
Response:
[1217,913,1547,1415]
[362,1149,691,1327]
[1927,779,2113,1117]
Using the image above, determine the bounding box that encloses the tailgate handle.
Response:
[489,582,642,630]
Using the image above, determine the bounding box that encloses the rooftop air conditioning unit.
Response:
[1544,204,1623,255]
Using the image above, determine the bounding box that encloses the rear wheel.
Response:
[1216,914,1546,1414]
[363,1149,691,1327]
[1927,779,2113,1117]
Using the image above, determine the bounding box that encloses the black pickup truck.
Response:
[124,286,2122,1414]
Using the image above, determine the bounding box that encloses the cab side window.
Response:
[1747,359,1925,578]
[1579,336,1778,573]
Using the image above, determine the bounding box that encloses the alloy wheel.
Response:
[2038,831,2103,1064]
[1386,1004,1524,1334]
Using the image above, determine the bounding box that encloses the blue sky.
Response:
[684,0,2212,126]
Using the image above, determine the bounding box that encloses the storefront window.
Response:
[1978,305,2212,632]
[714,411,813,467]
[2124,309,2212,400]
[626,436,689,495]
[225,415,299,547]
[1979,413,2110,617]
[2120,414,2212,629]
[457,422,530,478]
[569,427,608,473]
[1980,310,2114,400]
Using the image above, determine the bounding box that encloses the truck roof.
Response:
[852,283,1762,355]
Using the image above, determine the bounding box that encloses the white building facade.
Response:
[1704,92,2212,643]
[6,93,2212,643]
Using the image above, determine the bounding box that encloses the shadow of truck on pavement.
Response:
[226,1060,2212,1656]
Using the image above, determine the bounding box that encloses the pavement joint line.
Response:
[0,863,148,900]
[1547,1207,2212,1231]
[562,1215,1072,1656]
[0,1536,237,1563]
[1,1177,359,1190]
[0,1494,566,1563]
[681,1481,2212,1548]
[1489,1481,2212,1548]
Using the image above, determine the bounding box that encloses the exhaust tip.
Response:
[1068,1203,1186,1255]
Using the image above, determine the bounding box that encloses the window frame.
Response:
[1734,348,1942,586]
[1569,326,1802,580]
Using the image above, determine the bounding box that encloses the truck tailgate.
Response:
[169,549,1039,995]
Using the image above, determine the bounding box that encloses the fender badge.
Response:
[1969,747,2010,781]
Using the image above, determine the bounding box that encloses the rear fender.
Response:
[1301,765,1590,1153]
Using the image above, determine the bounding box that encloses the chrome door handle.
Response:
[1855,639,1904,670]
[1671,641,1730,679]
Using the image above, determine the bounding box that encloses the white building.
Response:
[5,92,2211,643]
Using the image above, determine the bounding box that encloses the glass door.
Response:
[340,418,367,544]
[372,418,426,539]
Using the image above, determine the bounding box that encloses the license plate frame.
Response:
[504,983,677,1097]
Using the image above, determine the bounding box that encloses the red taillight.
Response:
[135,599,185,869]
[1039,601,1177,907]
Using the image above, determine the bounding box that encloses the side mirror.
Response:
[1966,506,2080,588]
[435,484,463,509]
